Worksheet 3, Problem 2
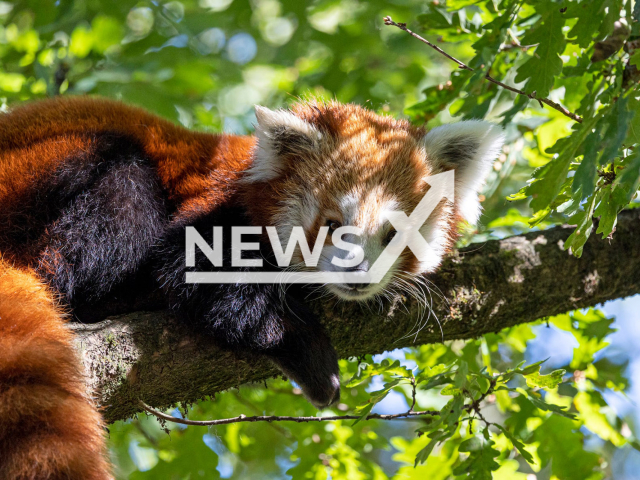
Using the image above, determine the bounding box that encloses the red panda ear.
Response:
[245,106,322,183]
[422,120,504,225]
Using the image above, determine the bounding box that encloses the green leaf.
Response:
[626,97,640,144]
[562,191,598,257]
[600,96,635,166]
[572,125,603,201]
[418,374,453,391]
[594,187,619,239]
[523,368,565,389]
[130,426,221,479]
[534,415,601,480]
[452,434,500,479]
[565,0,611,48]
[405,84,460,123]
[525,392,577,419]
[440,394,465,429]
[346,359,411,387]
[470,0,520,67]
[550,309,616,369]
[417,5,454,30]
[414,430,452,466]
[353,378,403,424]
[495,425,535,465]
[458,436,483,452]
[524,121,589,213]
[500,94,530,126]
[441,385,463,396]
[574,390,626,446]
[453,361,469,389]
[613,149,640,205]
[416,363,453,383]
[353,402,374,425]
[514,4,565,98]
[0,72,26,93]
[515,358,549,376]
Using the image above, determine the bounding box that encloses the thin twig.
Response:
[383,16,583,123]
[498,42,538,52]
[231,391,292,438]
[140,379,497,428]
[500,29,539,52]
[139,400,439,427]
[468,377,498,427]
[140,373,500,429]
[409,376,417,412]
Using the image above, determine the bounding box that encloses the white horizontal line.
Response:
[185,271,377,284]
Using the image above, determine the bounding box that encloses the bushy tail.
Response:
[0,260,111,479]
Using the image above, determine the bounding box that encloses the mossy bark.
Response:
[72,210,640,423]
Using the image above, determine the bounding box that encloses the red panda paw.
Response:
[268,342,341,409]
[279,365,341,409]
[300,371,341,409]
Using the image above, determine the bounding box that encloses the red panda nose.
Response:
[345,259,370,273]
[345,260,370,289]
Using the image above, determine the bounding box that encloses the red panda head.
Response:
[242,100,504,301]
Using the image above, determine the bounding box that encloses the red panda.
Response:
[0,96,503,479]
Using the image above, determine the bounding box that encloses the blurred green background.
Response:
[3,0,640,478]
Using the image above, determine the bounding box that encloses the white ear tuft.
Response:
[423,120,504,225]
[254,105,318,138]
[245,106,321,183]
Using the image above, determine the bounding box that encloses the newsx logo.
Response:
[185,170,454,284]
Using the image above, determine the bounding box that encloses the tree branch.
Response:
[73,209,640,424]
[383,16,583,123]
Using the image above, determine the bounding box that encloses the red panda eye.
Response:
[327,220,341,232]
[385,229,397,244]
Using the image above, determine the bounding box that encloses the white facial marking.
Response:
[316,190,404,301]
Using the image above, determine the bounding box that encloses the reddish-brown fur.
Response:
[0,96,254,221]
[0,96,255,479]
[0,260,111,479]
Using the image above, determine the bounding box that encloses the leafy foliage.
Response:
[2,0,639,478]
[108,322,637,479]
[409,0,639,255]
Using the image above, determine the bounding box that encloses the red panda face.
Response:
[243,101,504,302]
